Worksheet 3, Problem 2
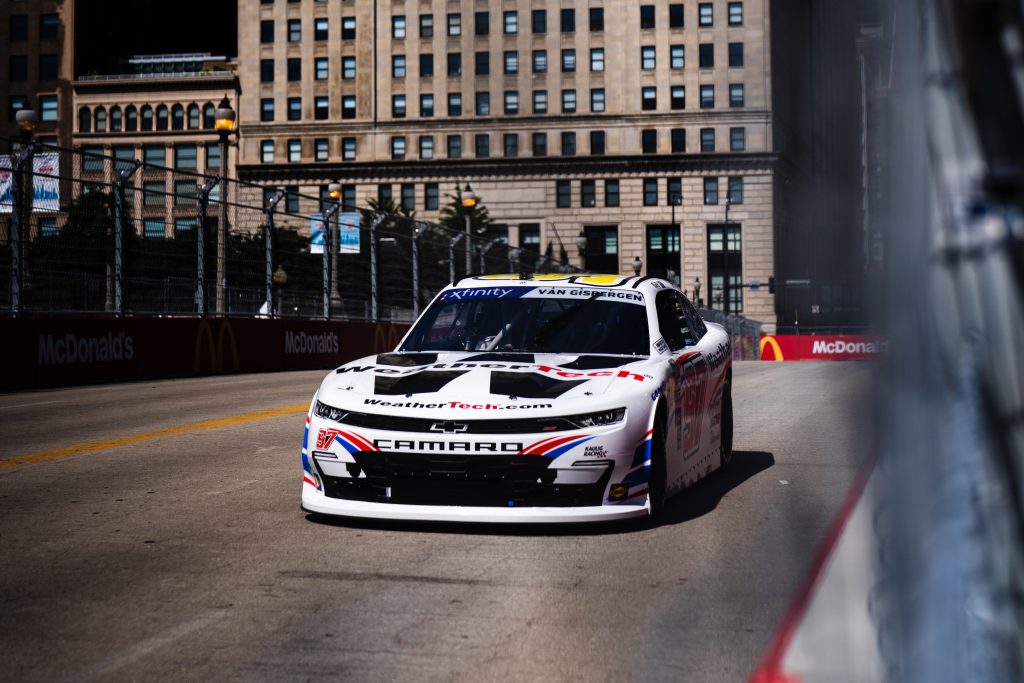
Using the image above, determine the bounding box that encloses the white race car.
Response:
[301,274,732,523]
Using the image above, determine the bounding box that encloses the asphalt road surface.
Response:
[0,361,872,682]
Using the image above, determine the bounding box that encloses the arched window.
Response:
[125,105,138,132]
[187,103,200,129]
[171,104,184,130]
[109,106,122,132]
[203,102,215,129]
[78,106,91,133]
[156,104,168,130]
[94,106,107,132]
[140,105,153,131]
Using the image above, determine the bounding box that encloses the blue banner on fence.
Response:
[0,153,60,213]
[310,214,325,254]
[339,213,360,253]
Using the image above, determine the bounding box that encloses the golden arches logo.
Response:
[373,323,403,353]
[193,319,240,373]
[759,336,784,362]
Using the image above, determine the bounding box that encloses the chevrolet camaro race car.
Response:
[301,273,732,523]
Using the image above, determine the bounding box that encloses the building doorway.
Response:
[646,224,681,284]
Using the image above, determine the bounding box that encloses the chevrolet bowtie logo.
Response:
[430,421,469,434]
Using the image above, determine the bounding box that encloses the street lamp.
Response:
[214,95,236,316]
[10,108,36,317]
[576,231,588,271]
[632,256,643,276]
[460,184,477,275]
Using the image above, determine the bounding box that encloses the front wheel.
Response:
[648,419,668,518]
[720,380,734,469]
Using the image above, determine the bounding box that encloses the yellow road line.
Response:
[0,403,309,469]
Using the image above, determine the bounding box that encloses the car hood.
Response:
[318,351,657,414]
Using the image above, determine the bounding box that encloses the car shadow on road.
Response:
[303,450,774,537]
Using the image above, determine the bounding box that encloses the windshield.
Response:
[401,288,650,356]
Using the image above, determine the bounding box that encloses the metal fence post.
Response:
[112,160,141,316]
[321,200,341,319]
[196,177,219,316]
[449,232,464,285]
[8,144,33,316]
[370,213,386,322]
[479,237,507,274]
[412,222,427,319]
[264,189,285,317]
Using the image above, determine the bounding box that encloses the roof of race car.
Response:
[450,273,679,297]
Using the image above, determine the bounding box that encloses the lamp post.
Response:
[10,108,37,317]
[632,256,643,277]
[460,184,477,275]
[321,182,342,318]
[670,192,681,284]
[575,231,588,271]
[328,182,342,311]
[723,197,732,316]
[214,96,236,316]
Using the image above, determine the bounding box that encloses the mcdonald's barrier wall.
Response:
[0,317,411,390]
[759,334,886,361]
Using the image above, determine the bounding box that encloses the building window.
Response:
[671,45,685,69]
[142,219,164,239]
[730,84,745,108]
[642,129,657,154]
[448,92,462,116]
[532,9,547,33]
[503,51,517,74]
[204,142,219,169]
[668,178,682,205]
[315,57,329,80]
[39,54,58,81]
[401,184,415,211]
[260,19,275,43]
[425,183,439,210]
[172,144,196,170]
[315,138,329,161]
[41,14,60,40]
[285,186,300,214]
[475,134,490,158]
[141,105,154,131]
[447,13,461,36]
[420,53,434,77]
[126,106,138,133]
[504,91,519,114]
[533,50,547,73]
[81,145,103,171]
[393,95,407,118]
[78,106,92,133]
[590,130,606,155]
[447,53,461,77]
[475,92,490,116]
[37,95,58,122]
[701,127,715,151]
[10,15,28,41]
[643,178,658,206]
[641,46,656,70]
[729,42,744,67]
[108,106,122,131]
[560,8,575,32]
[261,98,274,121]
[288,97,301,120]
[606,179,620,206]
[143,181,164,208]
[90,105,106,131]
[591,88,605,112]
[474,11,489,35]
[640,5,655,29]
[39,217,56,237]
[260,59,274,82]
[556,180,572,208]
[504,133,519,158]
[581,180,597,207]
[729,2,744,25]
[379,185,392,203]
[393,15,406,39]
[562,90,576,113]
[671,128,686,153]
[533,90,548,113]
[704,177,719,204]
[591,48,605,72]
[171,104,184,129]
[561,131,577,156]
[392,136,406,160]
[590,7,604,31]
[343,56,356,79]
[475,51,490,76]
[561,49,576,72]
[699,3,713,26]
[699,44,714,68]
[315,96,329,120]
[420,94,434,117]
[447,135,462,158]
[728,176,744,203]
[288,139,301,162]
[342,96,356,119]
[670,3,685,28]
[342,17,356,39]
[393,55,407,78]
[202,103,214,129]
[671,86,686,109]
[315,17,328,40]
[642,87,657,111]
[419,135,434,159]
[342,137,356,160]
[700,85,714,108]
[288,19,301,42]
[532,132,547,156]
[420,14,434,37]
[730,127,746,151]
[287,57,301,81]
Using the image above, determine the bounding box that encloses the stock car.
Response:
[301,273,732,523]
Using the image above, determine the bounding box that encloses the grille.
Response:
[317,452,612,508]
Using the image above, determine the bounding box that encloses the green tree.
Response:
[437,182,492,237]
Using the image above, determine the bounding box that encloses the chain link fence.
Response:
[698,307,762,360]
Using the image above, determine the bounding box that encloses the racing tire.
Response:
[720,380,734,469]
[648,419,668,519]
